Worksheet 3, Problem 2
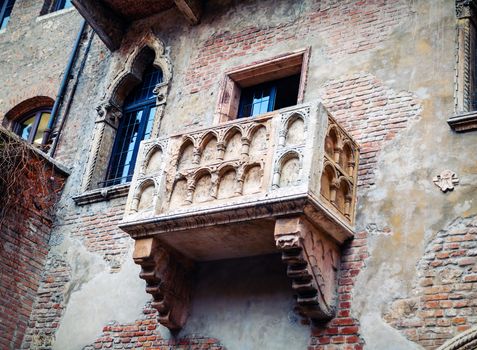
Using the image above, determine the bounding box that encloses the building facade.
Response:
[1,0,477,349]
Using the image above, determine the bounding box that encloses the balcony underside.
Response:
[120,193,353,261]
[72,0,201,50]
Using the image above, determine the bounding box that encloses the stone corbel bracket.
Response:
[133,237,194,330]
[274,216,340,322]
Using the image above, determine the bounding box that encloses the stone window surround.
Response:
[73,30,172,206]
[214,47,311,124]
[449,0,477,132]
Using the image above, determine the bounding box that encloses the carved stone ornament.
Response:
[456,0,476,18]
[133,238,193,330]
[437,326,477,350]
[80,30,173,193]
[433,170,459,192]
[274,216,339,321]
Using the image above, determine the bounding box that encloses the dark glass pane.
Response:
[124,66,163,108]
[53,0,72,11]
[238,74,301,118]
[104,65,163,186]
[106,110,142,185]
[0,0,15,30]
[273,74,300,111]
[239,84,274,118]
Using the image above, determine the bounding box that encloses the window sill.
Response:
[73,183,130,206]
[36,7,75,22]
[448,111,477,132]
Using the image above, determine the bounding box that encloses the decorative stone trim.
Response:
[433,170,459,192]
[72,183,130,206]
[447,110,477,131]
[214,48,310,124]
[81,30,173,192]
[274,216,339,322]
[451,0,477,132]
[132,238,194,330]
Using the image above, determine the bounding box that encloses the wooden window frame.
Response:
[215,48,310,124]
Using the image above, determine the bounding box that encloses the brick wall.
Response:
[321,73,421,188]
[85,304,224,350]
[385,215,477,349]
[184,0,410,94]
[21,254,70,349]
[0,135,66,350]
[63,200,130,271]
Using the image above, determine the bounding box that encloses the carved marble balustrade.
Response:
[119,102,359,330]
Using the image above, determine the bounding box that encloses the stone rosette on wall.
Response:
[433,170,459,192]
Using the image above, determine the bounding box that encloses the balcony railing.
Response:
[119,102,359,330]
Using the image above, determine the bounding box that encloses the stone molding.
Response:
[447,110,477,131]
[451,0,477,131]
[433,170,459,192]
[72,183,130,206]
[456,0,477,19]
[80,30,173,193]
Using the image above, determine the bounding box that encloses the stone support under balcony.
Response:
[132,237,194,330]
[275,216,340,322]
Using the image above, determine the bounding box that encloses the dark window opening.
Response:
[102,66,163,187]
[0,0,15,30]
[14,109,51,145]
[238,74,300,119]
[52,0,73,11]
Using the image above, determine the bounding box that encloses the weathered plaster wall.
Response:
[7,0,477,349]
[0,0,83,120]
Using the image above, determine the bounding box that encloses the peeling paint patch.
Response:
[52,242,149,350]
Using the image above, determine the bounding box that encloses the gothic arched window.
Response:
[102,65,163,187]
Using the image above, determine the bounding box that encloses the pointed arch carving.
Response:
[102,30,172,110]
[80,30,173,194]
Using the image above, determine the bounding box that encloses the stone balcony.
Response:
[119,102,359,330]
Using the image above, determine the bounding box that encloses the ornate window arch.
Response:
[80,31,172,195]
